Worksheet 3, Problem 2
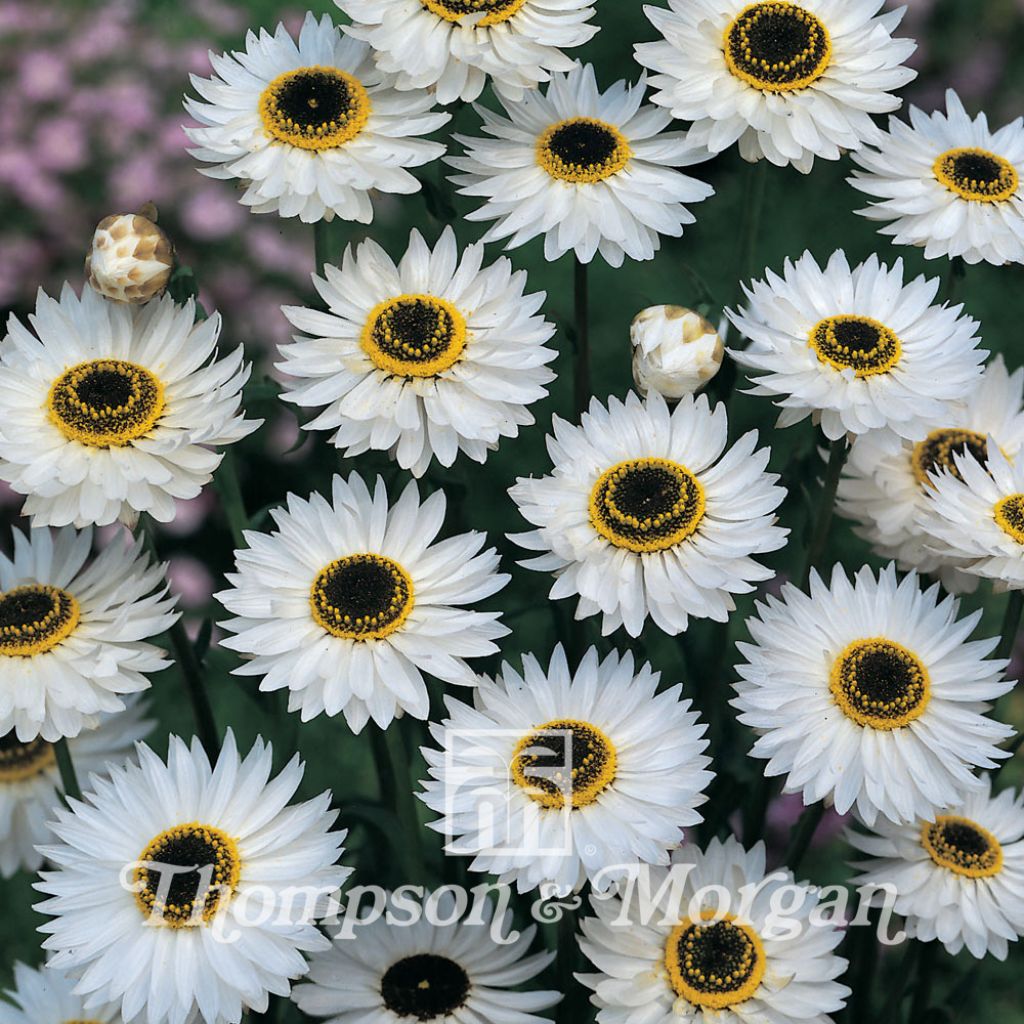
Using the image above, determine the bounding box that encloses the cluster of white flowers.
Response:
[3,4,1024,1024]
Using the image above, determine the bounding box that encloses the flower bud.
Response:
[631,305,724,399]
[85,207,174,304]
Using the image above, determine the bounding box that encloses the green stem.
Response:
[313,219,346,275]
[784,802,824,872]
[573,256,590,420]
[996,589,1024,662]
[556,909,579,1024]
[375,723,425,882]
[848,911,882,1024]
[909,941,938,1024]
[54,737,82,804]
[737,159,769,294]
[944,256,966,304]
[136,517,220,759]
[800,437,848,589]
[213,449,249,549]
[878,937,917,1024]
[742,772,775,846]
[168,616,221,760]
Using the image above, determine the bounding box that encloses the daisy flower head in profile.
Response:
[849,775,1024,959]
[185,12,449,224]
[36,730,349,1024]
[293,888,561,1024]
[217,473,509,733]
[635,0,917,173]
[578,835,850,1024]
[278,227,557,478]
[727,250,987,441]
[915,444,1024,591]
[0,698,151,878]
[837,356,1024,592]
[850,89,1024,266]
[447,62,715,267]
[419,644,714,896]
[0,285,258,529]
[336,0,598,104]
[0,525,176,743]
[0,962,121,1024]
[733,563,1014,827]
[509,390,787,637]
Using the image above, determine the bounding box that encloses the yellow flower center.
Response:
[259,66,371,151]
[994,493,1024,544]
[724,1,831,93]
[808,315,902,378]
[421,0,529,25]
[665,913,766,1009]
[830,637,930,730]
[0,732,55,782]
[0,584,80,657]
[590,458,705,553]
[911,428,989,488]
[135,822,241,927]
[922,815,1003,878]
[48,359,165,447]
[934,148,1019,203]
[310,554,415,641]
[536,117,632,184]
[511,718,617,809]
[361,294,468,378]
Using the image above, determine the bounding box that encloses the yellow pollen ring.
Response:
[0,735,55,782]
[911,428,989,488]
[590,457,706,553]
[934,147,1019,203]
[510,718,618,809]
[723,1,832,93]
[808,315,902,378]
[310,553,416,641]
[830,637,931,731]
[361,294,468,379]
[994,493,1024,545]
[421,0,529,26]
[536,117,632,184]
[134,822,241,928]
[47,359,165,447]
[921,815,1003,878]
[259,65,371,152]
[0,584,80,657]
[665,912,766,1009]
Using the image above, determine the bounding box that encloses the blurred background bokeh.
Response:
[2,0,1024,1017]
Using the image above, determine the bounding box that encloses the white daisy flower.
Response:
[447,63,715,267]
[336,0,598,104]
[185,12,449,224]
[217,473,509,734]
[0,962,121,1024]
[578,835,850,1024]
[35,730,349,1024]
[508,390,787,637]
[915,445,1024,591]
[293,888,560,1023]
[635,0,917,173]
[733,563,1014,827]
[727,250,987,441]
[849,775,1024,960]
[850,89,1024,266]
[419,645,714,896]
[837,356,1024,592]
[0,698,152,878]
[0,525,176,743]
[278,227,557,478]
[0,285,257,529]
